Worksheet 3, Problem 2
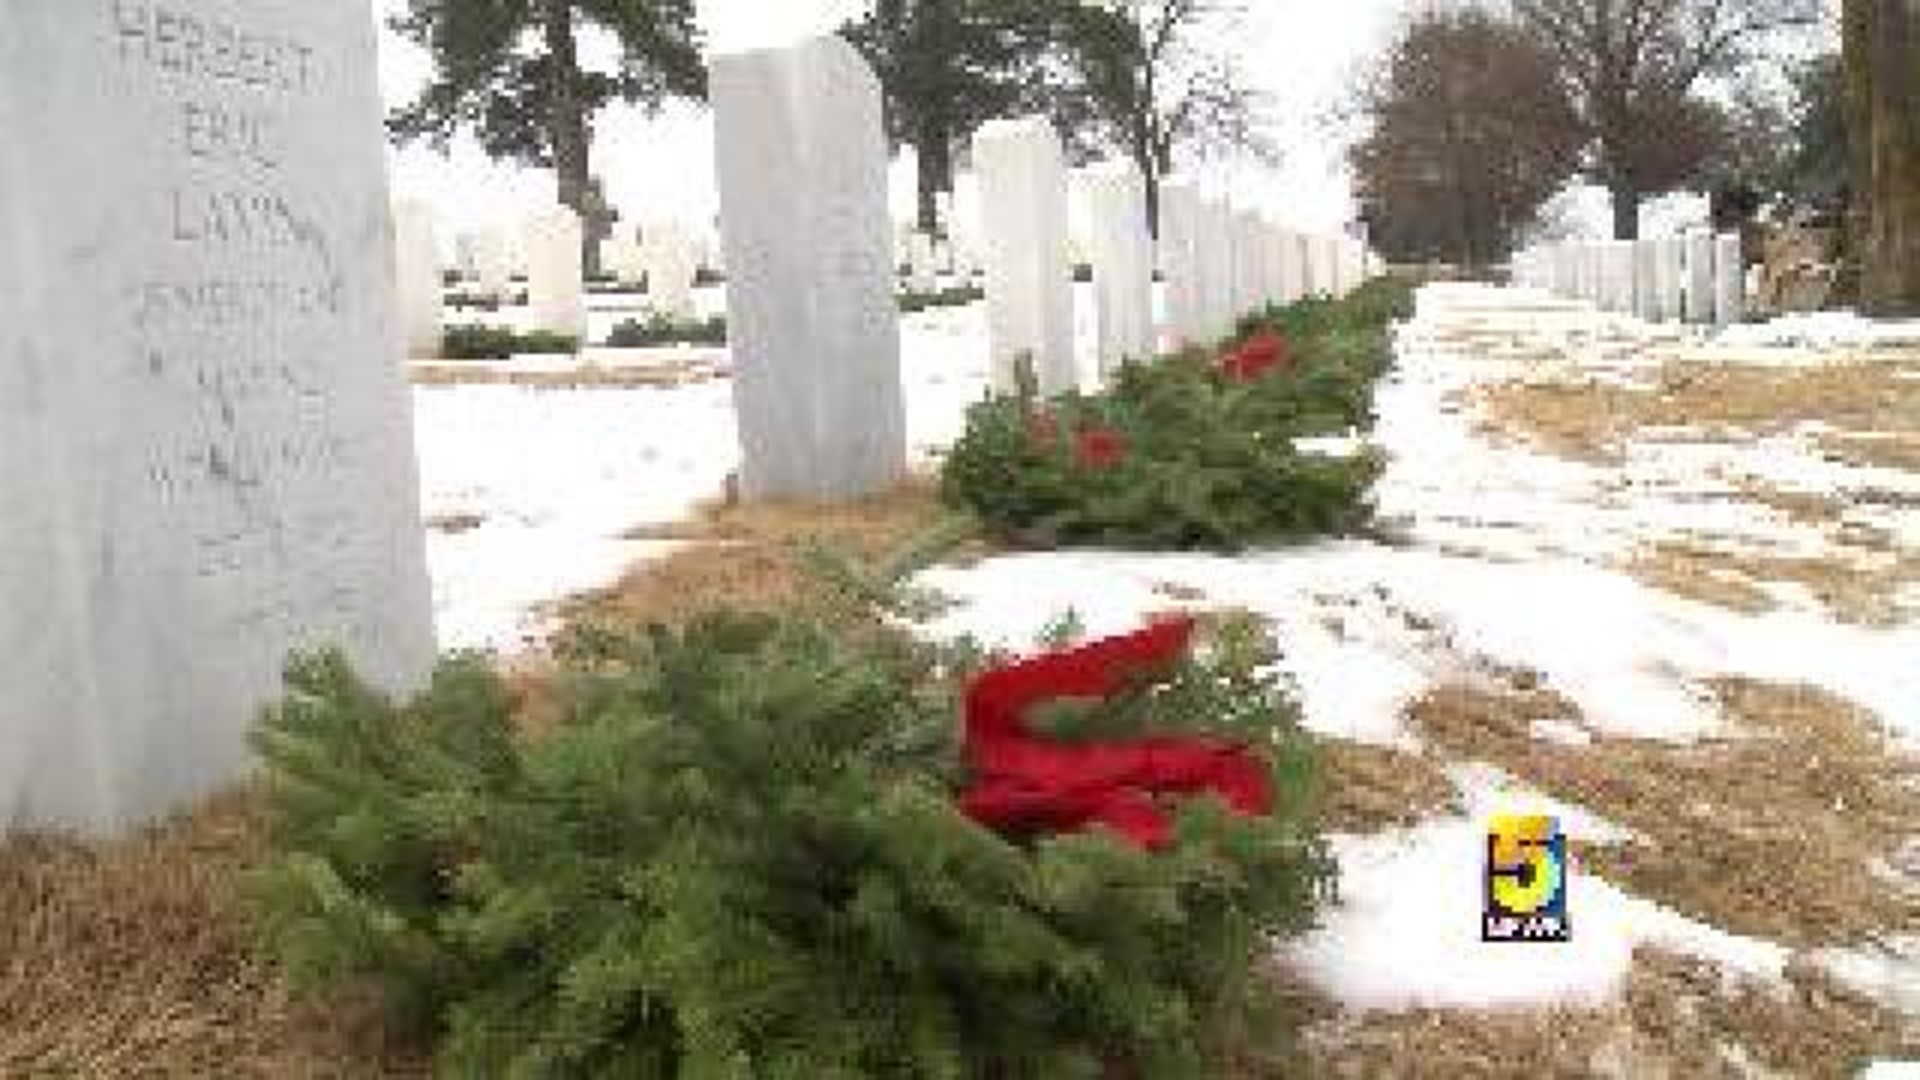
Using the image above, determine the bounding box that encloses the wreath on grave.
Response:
[248,554,1335,1076]
[940,280,1411,551]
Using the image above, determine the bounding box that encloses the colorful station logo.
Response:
[1483,813,1570,943]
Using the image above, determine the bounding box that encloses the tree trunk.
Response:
[914,120,951,237]
[1609,180,1640,241]
[1851,0,1920,314]
[542,0,597,275]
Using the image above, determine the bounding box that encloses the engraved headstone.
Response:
[392,199,443,357]
[0,1,435,833]
[711,35,906,500]
[1078,161,1153,375]
[525,207,586,339]
[974,115,1075,394]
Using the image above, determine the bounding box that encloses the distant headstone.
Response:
[1652,238,1685,323]
[1078,161,1153,375]
[1686,231,1717,324]
[0,1,436,833]
[1714,233,1744,327]
[1602,241,1636,313]
[1632,239,1661,321]
[1306,236,1337,300]
[392,199,443,357]
[1276,228,1304,303]
[1230,208,1261,315]
[1197,197,1235,339]
[601,229,646,287]
[1155,178,1204,350]
[639,220,699,318]
[473,226,511,299]
[525,207,586,338]
[906,229,939,294]
[711,35,906,500]
[974,115,1075,394]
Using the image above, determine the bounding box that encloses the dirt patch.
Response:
[1314,740,1463,834]
[1407,677,1920,950]
[1623,538,1919,627]
[410,362,724,390]
[1479,358,1920,463]
[0,791,426,1077]
[1292,948,1917,1078]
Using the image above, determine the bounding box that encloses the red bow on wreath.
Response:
[957,617,1273,851]
[1220,330,1293,383]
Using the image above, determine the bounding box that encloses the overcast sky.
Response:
[375,0,1411,242]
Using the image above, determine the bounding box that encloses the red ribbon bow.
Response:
[957,617,1273,851]
[1220,330,1293,383]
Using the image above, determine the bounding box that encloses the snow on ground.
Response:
[911,285,1920,1015]
[414,298,992,652]
[412,279,1920,1024]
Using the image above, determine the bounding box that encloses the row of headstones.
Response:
[972,116,1376,397]
[1509,234,1745,327]
[0,17,1364,835]
[392,203,720,356]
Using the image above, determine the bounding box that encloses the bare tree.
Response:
[1351,7,1583,267]
[1063,1,1276,228]
[1510,0,1823,239]
[1843,0,1920,313]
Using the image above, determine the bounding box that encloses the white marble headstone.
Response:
[974,115,1075,394]
[1077,161,1154,375]
[0,0,436,833]
[1197,197,1235,340]
[711,35,906,501]
[1155,178,1204,351]
[392,199,443,357]
[472,226,510,299]
[1714,233,1744,327]
[639,220,699,319]
[525,207,586,338]
[1686,231,1717,324]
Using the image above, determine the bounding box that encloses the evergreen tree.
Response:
[387,0,706,273]
[841,0,1068,234]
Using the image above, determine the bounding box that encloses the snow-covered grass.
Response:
[414,298,992,652]
[409,281,1920,1062]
